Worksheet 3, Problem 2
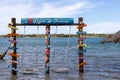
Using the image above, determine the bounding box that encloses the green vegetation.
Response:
[0,33,110,38]
[86,33,110,37]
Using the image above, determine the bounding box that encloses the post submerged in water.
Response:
[11,18,17,75]
[45,25,50,74]
[78,17,84,72]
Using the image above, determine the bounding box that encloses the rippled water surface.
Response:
[0,37,120,80]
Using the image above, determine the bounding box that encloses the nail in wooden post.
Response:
[11,18,17,75]
[78,17,84,73]
[45,25,50,74]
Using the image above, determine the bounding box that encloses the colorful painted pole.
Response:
[45,25,50,74]
[11,18,17,75]
[78,17,84,73]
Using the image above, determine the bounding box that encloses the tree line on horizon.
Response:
[0,33,110,38]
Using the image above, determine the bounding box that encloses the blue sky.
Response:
[0,0,120,34]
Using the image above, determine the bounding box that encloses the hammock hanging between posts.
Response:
[21,26,40,74]
[51,26,71,73]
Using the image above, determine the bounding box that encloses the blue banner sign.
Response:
[21,18,74,25]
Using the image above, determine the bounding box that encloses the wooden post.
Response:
[78,17,84,72]
[45,25,50,74]
[11,18,17,75]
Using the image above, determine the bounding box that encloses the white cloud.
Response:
[0,0,96,34]
[33,0,96,17]
[86,22,120,34]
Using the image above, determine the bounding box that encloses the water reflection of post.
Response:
[45,74,50,80]
[79,73,85,80]
[9,75,17,80]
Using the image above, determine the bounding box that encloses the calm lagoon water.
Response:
[0,37,120,80]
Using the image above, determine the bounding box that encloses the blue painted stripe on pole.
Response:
[8,65,18,72]
[78,49,87,54]
[76,31,87,35]
[8,47,18,50]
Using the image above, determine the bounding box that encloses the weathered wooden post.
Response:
[77,17,87,73]
[45,25,50,74]
[11,18,17,75]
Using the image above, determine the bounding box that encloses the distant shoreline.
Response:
[0,33,110,38]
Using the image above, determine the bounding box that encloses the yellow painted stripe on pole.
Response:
[8,26,19,30]
[78,44,87,47]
